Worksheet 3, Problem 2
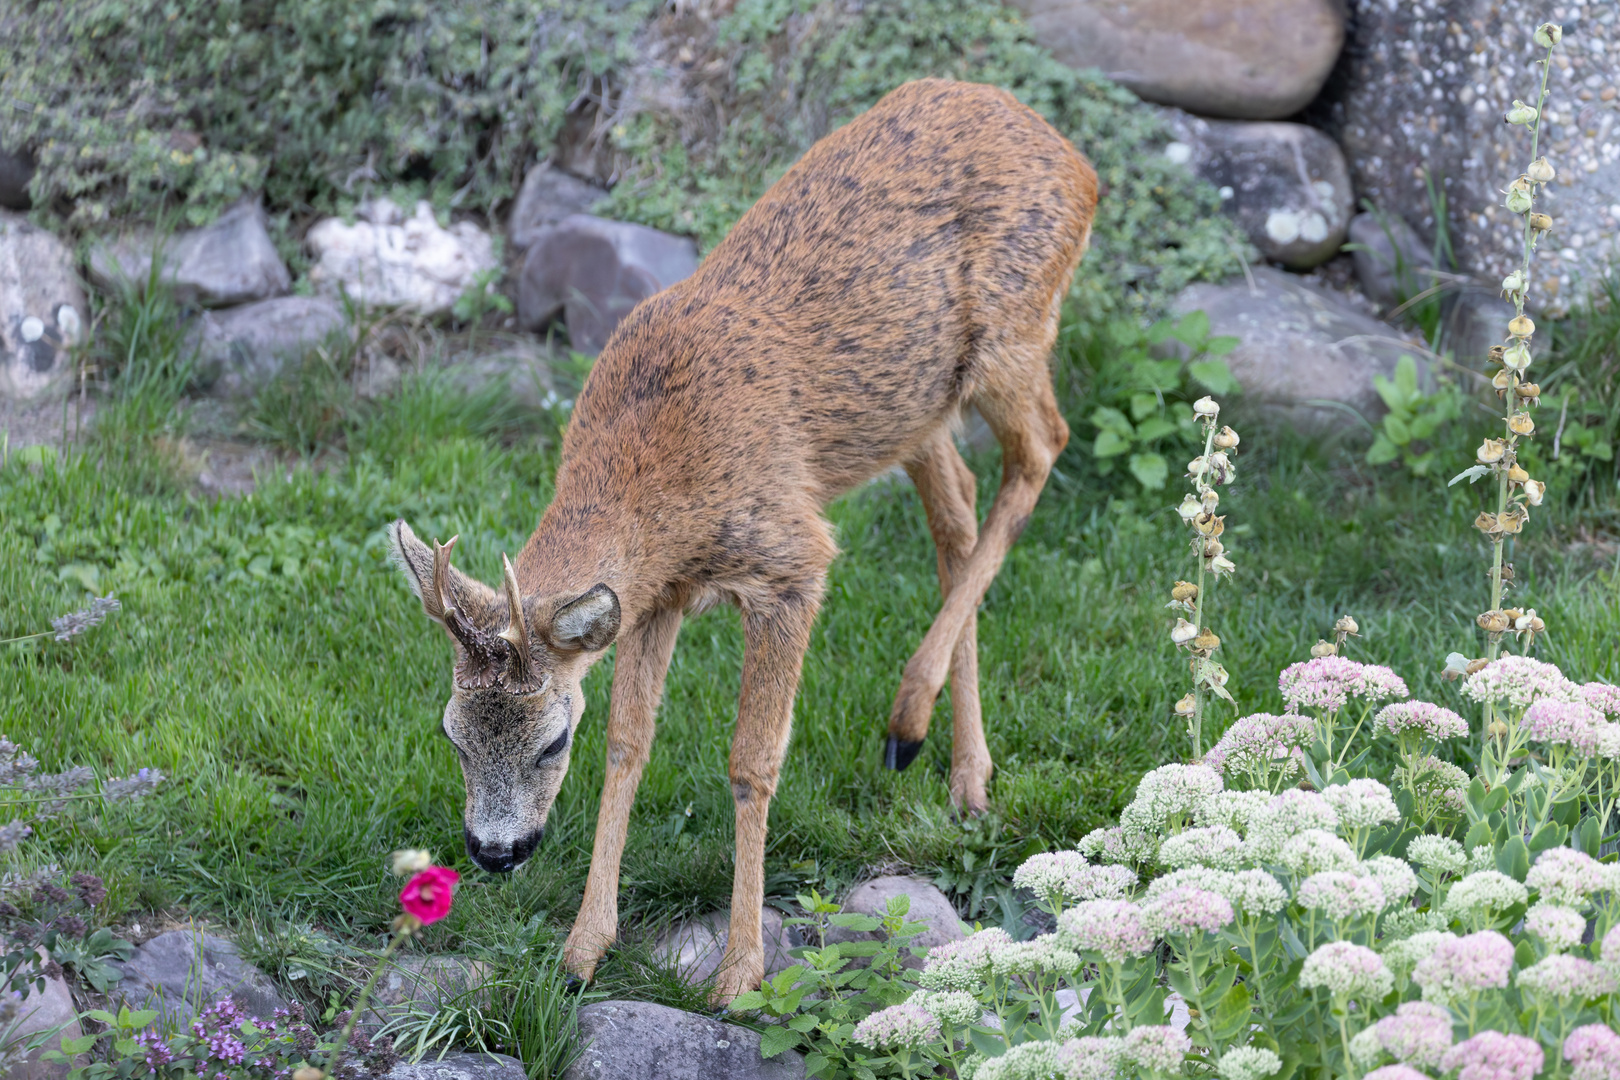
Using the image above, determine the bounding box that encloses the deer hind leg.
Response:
[887,344,1069,770]
[563,605,683,984]
[712,588,823,1005]
[896,430,990,814]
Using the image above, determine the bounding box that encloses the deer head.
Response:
[389,520,620,873]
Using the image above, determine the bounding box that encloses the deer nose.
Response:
[465,829,515,874]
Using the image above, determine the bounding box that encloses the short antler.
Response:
[498,554,535,688]
[428,535,507,689]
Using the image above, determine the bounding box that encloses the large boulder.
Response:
[112,930,289,1025]
[187,296,347,397]
[0,211,85,402]
[825,876,964,970]
[562,1001,805,1080]
[307,199,497,317]
[2,955,81,1080]
[1323,0,1619,312]
[509,165,603,252]
[654,906,803,986]
[517,214,699,354]
[1163,116,1354,269]
[1006,0,1345,119]
[88,200,290,307]
[1170,265,1426,429]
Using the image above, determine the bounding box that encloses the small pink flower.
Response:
[1300,941,1393,1000]
[1604,923,1620,967]
[852,1002,940,1050]
[1516,954,1617,1001]
[1526,847,1609,907]
[1123,1026,1190,1072]
[1441,1031,1544,1080]
[1375,701,1469,740]
[1461,656,1576,710]
[1280,657,1408,712]
[1147,885,1234,936]
[1204,713,1313,777]
[1578,681,1620,719]
[1564,1023,1620,1080]
[1520,699,1604,753]
[400,866,460,924]
[1371,1001,1453,1068]
[1365,1067,1433,1080]
[1056,900,1156,963]
[1413,931,1513,1004]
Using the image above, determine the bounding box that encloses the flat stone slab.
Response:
[563,1001,805,1080]
[112,930,288,1024]
[386,1052,525,1080]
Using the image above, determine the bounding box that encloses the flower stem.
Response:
[321,928,411,1076]
[1188,420,1219,760]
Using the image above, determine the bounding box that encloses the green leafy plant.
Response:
[450,269,515,326]
[1366,355,1467,477]
[1077,311,1238,493]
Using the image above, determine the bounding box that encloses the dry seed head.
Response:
[1505,186,1534,213]
[1499,507,1526,534]
[1311,639,1338,658]
[1193,396,1220,418]
[1491,369,1513,395]
[1528,212,1553,232]
[1208,451,1235,483]
[1508,412,1535,436]
[1524,479,1546,506]
[1334,615,1359,637]
[1193,629,1220,652]
[1502,342,1532,373]
[1208,553,1236,575]
[1203,537,1224,559]
[1171,618,1199,646]
[1194,512,1225,537]
[1508,315,1535,338]
[1489,344,1507,364]
[1517,382,1540,401]
[1501,269,1527,296]
[1475,511,1500,535]
[294,1069,326,1080]
[1212,426,1240,450]
[1506,464,1529,484]
[1187,455,1209,478]
[1467,658,1491,675]
[1171,581,1199,603]
[1512,609,1537,632]
[1177,494,1202,523]
[1173,692,1197,717]
[1200,488,1220,513]
[1503,607,1524,624]
[1478,609,1511,634]
[1487,720,1510,739]
[1534,22,1562,47]
[1477,438,1507,464]
[1527,157,1556,182]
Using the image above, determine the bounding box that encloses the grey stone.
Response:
[509,165,603,251]
[386,1052,525,1080]
[563,1001,805,1080]
[1346,211,1438,310]
[0,210,86,403]
[1006,0,1345,119]
[439,340,556,410]
[187,296,347,396]
[1438,286,1507,368]
[654,907,802,986]
[518,214,699,354]
[1323,0,1619,313]
[364,956,488,1026]
[1170,265,1427,429]
[826,876,964,970]
[307,199,497,317]
[112,930,289,1024]
[88,200,290,308]
[1163,116,1354,269]
[0,146,33,211]
[2,954,81,1080]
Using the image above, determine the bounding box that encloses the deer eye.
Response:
[538,730,569,763]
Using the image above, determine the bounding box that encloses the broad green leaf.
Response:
[1188,360,1239,394]
[1090,406,1135,437]
[1366,434,1400,465]
[1514,939,1537,969]
[969,1028,1007,1057]
[1092,430,1131,459]
[1482,786,1508,814]
[787,1014,818,1033]
[729,991,768,1012]
[1372,373,1403,412]
[1173,309,1210,345]
[1496,835,1529,882]
[1208,983,1253,1040]
[1587,440,1613,461]
[758,1025,801,1058]
[59,1035,97,1055]
[1129,453,1169,490]
[83,1011,118,1026]
[1204,335,1239,356]
[1577,815,1602,857]
[1394,354,1418,398]
[1129,392,1158,421]
[1133,417,1180,443]
[1527,821,1565,853]
[827,913,881,932]
[1382,413,1411,445]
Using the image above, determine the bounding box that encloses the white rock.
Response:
[307,199,497,316]
[0,211,85,402]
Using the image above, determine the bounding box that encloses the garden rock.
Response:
[1170,266,1423,429]
[1324,0,1619,312]
[0,146,33,210]
[4,956,82,1080]
[440,339,557,409]
[386,1052,525,1080]
[1162,116,1353,269]
[112,930,288,1024]
[654,906,802,986]
[509,165,603,251]
[88,200,290,307]
[1346,211,1437,311]
[186,296,347,397]
[563,1001,805,1080]
[825,876,964,969]
[0,211,85,402]
[307,199,497,317]
[363,955,488,1026]
[517,214,699,354]
[1006,0,1345,119]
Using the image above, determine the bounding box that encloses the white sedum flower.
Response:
[1406,835,1466,876]
[1278,829,1358,876]
[1217,1047,1282,1080]
[1358,856,1419,907]
[1159,826,1244,871]
[1441,870,1529,923]
[1322,778,1401,830]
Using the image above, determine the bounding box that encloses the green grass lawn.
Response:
[3,312,1619,1066]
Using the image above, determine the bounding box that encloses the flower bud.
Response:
[1524,479,1546,506]
[1200,488,1220,513]
[1194,512,1225,537]
[1310,639,1337,658]
[1211,426,1240,450]
[1475,511,1500,535]
[1509,315,1535,338]
[1502,342,1532,373]
[1177,493,1202,523]
[1334,615,1359,637]
[1202,537,1223,559]
[1505,186,1534,213]
[1534,22,1562,47]
[1505,100,1540,125]
[1508,412,1535,436]
[1477,609,1510,634]
[1506,463,1529,484]
[1477,438,1507,464]
[1487,720,1510,739]
[1171,618,1199,646]
[1193,629,1220,652]
[1528,212,1553,232]
[390,849,434,876]
[1516,382,1540,401]
[1527,156,1556,182]
[1193,396,1220,418]
[1501,269,1527,296]
[1208,553,1236,575]
[1171,581,1199,604]
[1173,692,1197,717]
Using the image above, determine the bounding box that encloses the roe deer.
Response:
[389,78,1096,1003]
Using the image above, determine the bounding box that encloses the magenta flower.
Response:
[1375,701,1469,740]
[1370,1001,1454,1068]
[1564,1024,1620,1080]
[1440,1031,1544,1080]
[399,865,460,924]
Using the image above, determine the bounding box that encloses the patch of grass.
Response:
[5,303,1620,1070]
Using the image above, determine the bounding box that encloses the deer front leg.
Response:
[712,595,821,1006]
[564,606,683,982]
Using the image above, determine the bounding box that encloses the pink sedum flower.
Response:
[1204,713,1312,778]
[1577,681,1620,719]
[1280,656,1409,712]
[1365,1067,1434,1080]
[1526,847,1609,907]
[1057,1037,1126,1080]
[1123,1026,1190,1072]
[1375,701,1469,740]
[1440,1031,1544,1080]
[1520,699,1604,753]
[1413,931,1514,1004]
[1516,954,1618,1001]
[919,928,1014,991]
[1524,902,1587,951]
[1012,851,1137,905]
[1371,1001,1454,1069]
[1322,778,1400,829]
[1300,941,1393,1000]
[1564,1024,1620,1080]
[852,1002,940,1050]
[1460,656,1576,710]
[1297,871,1386,921]
[1604,923,1620,968]
[1056,900,1156,964]
[1146,885,1234,936]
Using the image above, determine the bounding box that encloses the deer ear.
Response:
[388,520,436,611]
[549,584,620,652]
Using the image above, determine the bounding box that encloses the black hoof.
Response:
[885,735,925,771]
[563,973,586,992]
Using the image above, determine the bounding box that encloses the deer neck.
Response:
[516,469,653,625]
